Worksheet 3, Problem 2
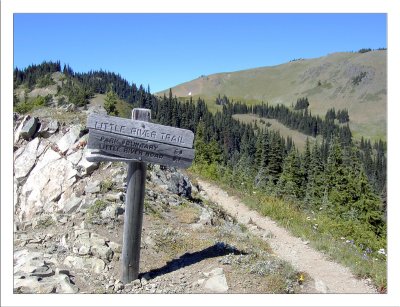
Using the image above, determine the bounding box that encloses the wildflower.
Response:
[378,248,386,255]
[306,216,311,221]
[297,273,304,285]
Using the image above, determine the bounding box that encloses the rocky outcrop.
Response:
[149,165,192,198]
[18,148,78,221]
[56,125,82,154]
[37,119,59,138]
[20,116,39,140]
[13,116,99,222]
[14,137,41,182]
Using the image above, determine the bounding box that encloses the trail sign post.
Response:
[86,109,194,284]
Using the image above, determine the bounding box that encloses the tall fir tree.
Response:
[277,149,304,201]
[104,90,119,116]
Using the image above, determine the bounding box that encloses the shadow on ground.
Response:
[140,242,246,280]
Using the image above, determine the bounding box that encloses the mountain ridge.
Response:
[156,50,386,140]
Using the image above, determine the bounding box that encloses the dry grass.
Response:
[31,107,87,126]
[174,204,200,224]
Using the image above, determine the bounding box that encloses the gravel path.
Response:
[198,180,377,294]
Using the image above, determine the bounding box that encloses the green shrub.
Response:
[37,74,55,88]
[86,199,108,223]
[13,95,51,114]
[100,179,114,193]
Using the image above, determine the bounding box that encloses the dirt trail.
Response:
[198,180,377,294]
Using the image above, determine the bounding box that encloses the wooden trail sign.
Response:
[87,129,194,168]
[86,113,194,168]
[85,109,195,284]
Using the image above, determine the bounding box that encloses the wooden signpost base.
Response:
[122,109,149,284]
[86,108,194,284]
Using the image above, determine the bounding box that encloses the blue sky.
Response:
[14,13,386,93]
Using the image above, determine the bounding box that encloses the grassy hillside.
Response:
[89,94,133,119]
[233,114,319,151]
[157,51,387,141]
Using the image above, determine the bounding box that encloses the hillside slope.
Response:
[12,111,310,294]
[157,50,386,140]
[13,109,379,294]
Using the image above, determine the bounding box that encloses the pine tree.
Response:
[304,141,325,210]
[302,138,311,182]
[254,128,264,168]
[266,131,283,183]
[277,149,304,200]
[104,90,119,116]
[324,136,348,215]
[193,121,208,165]
[261,130,270,168]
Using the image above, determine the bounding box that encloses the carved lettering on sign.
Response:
[87,129,194,168]
[87,114,194,148]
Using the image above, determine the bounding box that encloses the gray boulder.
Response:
[168,172,192,198]
[77,153,99,177]
[85,180,101,194]
[14,137,40,182]
[66,150,83,165]
[37,119,59,138]
[60,192,82,214]
[63,256,106,274]
[20,116,39,140]
[56,125,82,154]
[14,115,31,144]
[203,268,229,293]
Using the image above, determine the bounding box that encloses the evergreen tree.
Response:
[261,130,270,168]
[277,149,304,200]
[104,90,119,116]
[193,121,208,165]
[304,141,325,210]
[266,131,283,183]
[254,128,264,168]
[302,138,311,182]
